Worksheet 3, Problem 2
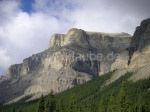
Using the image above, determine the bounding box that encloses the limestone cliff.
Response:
[0,19,150,104]
[128,19,150,81]
[106,18,150,84]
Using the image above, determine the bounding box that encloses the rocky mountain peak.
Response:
[48,28,88,48]
[130,18,150,52]
[49,28,131,50]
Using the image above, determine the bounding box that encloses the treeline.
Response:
[98,81,149,112]
[1,72,150,112]
[13,81,150,112]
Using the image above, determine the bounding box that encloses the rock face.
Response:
[130,18,150,52]
[0,19,150,104]
[128,19,150,80]
[106,18,150,84]
[128,19,150,70]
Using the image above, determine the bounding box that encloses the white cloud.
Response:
[67,0,149,34]
[0,49,11,71]
[0,0,72,76]
[0,0,20,25]
[0,0,150,76]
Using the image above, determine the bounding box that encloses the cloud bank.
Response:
[0,0,150,75]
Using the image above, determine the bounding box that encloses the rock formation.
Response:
[130,18,150,52]
[106,18,150,84]
[128,19,150,80]
[0,18,150,104]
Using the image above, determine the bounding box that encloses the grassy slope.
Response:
[1,71,150,112]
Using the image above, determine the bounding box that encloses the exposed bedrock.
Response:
[1,19,150,103]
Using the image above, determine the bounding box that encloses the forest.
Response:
[0,72,150,112]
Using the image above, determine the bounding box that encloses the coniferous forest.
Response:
[0,72,150,112]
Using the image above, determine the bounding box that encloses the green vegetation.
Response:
[45,92,56,112]
[118,81,130,112]
[1,72,150,112]
[38,95,45,112]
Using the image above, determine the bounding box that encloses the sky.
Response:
[0,0,150,76]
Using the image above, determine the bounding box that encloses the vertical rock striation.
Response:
[0,27,133,103]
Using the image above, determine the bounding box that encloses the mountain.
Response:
[0,18,150,104]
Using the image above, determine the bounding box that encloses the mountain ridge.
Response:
[0,18,150,104]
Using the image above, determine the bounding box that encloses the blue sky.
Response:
[21,0,34,13]
[0,0,150,76]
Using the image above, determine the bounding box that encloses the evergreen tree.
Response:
[37,95,45,112]
[56,99,64,112]
[88,98,96,112]
[45,92,56,112]
[12,107,15,112]
[18,108,22,112]
[77,104,84,112]
[137,94,145,112]
[91,100,97,112]
[98,96,107,112]
[0,105,1,112]
[107,91,117,112]
[68,94,77,112]
[30,108,36,112]
[118,81,130,112]
[128,106,133,112]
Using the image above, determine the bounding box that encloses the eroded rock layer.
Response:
[0,18,150,103]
